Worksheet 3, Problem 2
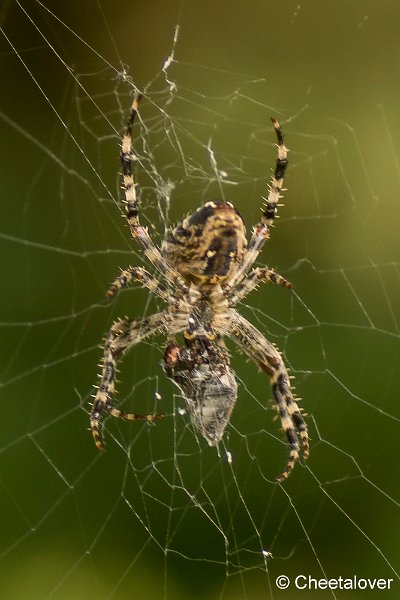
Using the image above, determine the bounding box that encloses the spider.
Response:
[90,94,309,482]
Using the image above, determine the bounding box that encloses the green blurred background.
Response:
[1,0,400,598]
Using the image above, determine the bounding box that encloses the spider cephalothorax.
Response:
[90,94,309,481]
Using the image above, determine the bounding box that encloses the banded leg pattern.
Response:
[90,317,165,450]
[229,313,309,481]
[227,266,292,306]
[106,265,174,305]
[119,94,190,293]
[268,367,309,482]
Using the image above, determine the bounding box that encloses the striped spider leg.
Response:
[90,93,189,448]
[91,314,167,450]
[119,93,189,295]
[227,311,309,482]
[224,117,289,297]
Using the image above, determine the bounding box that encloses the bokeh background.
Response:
[1,1,400,598]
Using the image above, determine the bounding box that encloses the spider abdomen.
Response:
[161,200,247,283]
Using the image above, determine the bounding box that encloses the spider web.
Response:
[1,1,400,598]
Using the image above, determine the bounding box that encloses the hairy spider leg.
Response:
[90,313,169,450]
[227,267,292,306]
[106,265,178,306]
[225,118,288,292]
[120,94,189,293]
[228,312,309,481]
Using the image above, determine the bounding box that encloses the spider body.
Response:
[90,96,309,481]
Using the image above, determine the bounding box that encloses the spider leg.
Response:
[120,94,189,294]
[227,267,292,306]
[225,118,288,292]
[90,312,170,450]
[106,265,178,306]
[256,118,288,240]
[226,311,308,481]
